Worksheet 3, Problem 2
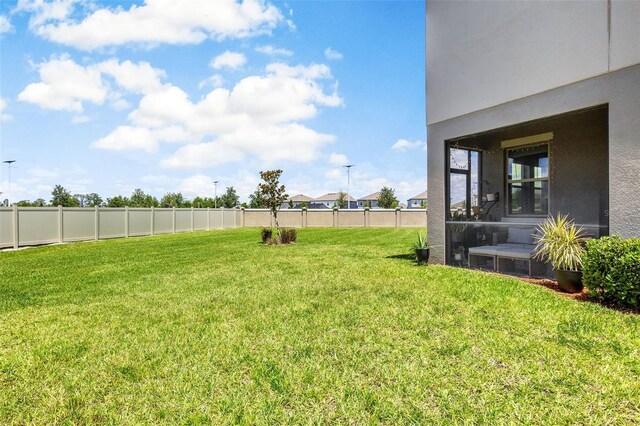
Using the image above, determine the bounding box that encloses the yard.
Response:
[1,228,638,424]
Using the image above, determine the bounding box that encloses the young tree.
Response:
[51,185,79,207]
[336,191,347,209]
[377,186,398,209]
[219,186,239,208]
[257,169,288,233]
[193,196,215,208]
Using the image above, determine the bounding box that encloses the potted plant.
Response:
[533,214,588,293]
[413,232,430,264]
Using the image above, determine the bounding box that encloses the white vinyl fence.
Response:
[0,207,427,250]
[0,206,241,250]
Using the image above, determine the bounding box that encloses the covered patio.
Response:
[443,105,609,275]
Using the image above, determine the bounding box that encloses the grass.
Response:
[1,228,639,424]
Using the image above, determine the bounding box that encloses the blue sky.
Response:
[0,0,426,205]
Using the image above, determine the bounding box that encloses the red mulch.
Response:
[519,277,640,315]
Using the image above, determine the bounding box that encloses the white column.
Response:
[12,205,19,249]
[58,205,63,243]
[94,206,99,240]
[125,206,130,237]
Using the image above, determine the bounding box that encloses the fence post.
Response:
[365,207,370,227]
[240,208,245,228]
[207,207,210,230]
[94,206,99,240]
[191,207,194,232]
[125,206,130,237]
[12,205,18,249]
[302,208,307,228]
[395,207,401,228]
[333,208,338,227]
[151,207,155,236]
[172,206,176,233]
[58,205,63,243]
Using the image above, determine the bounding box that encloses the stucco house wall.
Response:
[426,0,640,264]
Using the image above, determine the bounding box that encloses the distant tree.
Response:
[249,190,266,208]
[73,193,88,207]
[419,200,427,209]
[241,202,249,209]
[106,195,128,207]
[129,189,157,207]
[17,198,47,207]
[377,186,398,209]
[300,201,308,209]
[364,201,371,208]
[288,198,294,209]
[193,196,215,208]
[51,185,79,207]
[85,193,104,207]
[337,191,347,209]
[160,192,185,208]
[257,169,288,234]
[219,186,239,208]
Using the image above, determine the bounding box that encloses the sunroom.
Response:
[444,105,609,276]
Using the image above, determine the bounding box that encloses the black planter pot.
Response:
[415,248,430,264]
[555,269,583,293]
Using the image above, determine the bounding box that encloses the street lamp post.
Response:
[213,180,219,209]
[343,164,354,209]
[3,160,16,206]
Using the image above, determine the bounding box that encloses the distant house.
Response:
[407,191,427,209]
[284,194,312,208]
[357,191,380,208]
[311,192,357,209]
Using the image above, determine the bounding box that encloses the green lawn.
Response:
[1,228,639,424]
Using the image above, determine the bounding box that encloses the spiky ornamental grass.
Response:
[1,228,639,424]
[534,214,588,271]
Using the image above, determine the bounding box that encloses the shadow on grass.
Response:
[385,253,429,267]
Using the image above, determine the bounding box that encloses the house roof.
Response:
[313,192,356,202]
[288,194,312,202]
[358,191,380,201]
[408,190,428,200]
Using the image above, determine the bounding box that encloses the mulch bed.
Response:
[519,277,640,315]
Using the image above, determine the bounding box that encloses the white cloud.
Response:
[255,44,293,56]
[107,61,341,164]
[20,0,286,50]
[0,98,12,121]
[161,124,333,168]
[28,166,59,179]
[391,139,424,152]
[18,56,166,112]
[92,126,158,152]
[18,55,107,112]
[98,59,165,94]
[210,51,247,70]
[198,74,224,89]
[0,15,13,33]
[328,152,349,166]
[324,47,343,60]
[72,114,91,124]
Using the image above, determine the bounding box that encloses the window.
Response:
[507,144,549,215]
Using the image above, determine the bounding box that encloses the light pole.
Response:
[343,164,354,209]
[3,160,16,206]
[213,180,219,209]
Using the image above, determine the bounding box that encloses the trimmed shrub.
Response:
[583,236,640,308]
[261,227,273,244]
[279,228,297,244]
